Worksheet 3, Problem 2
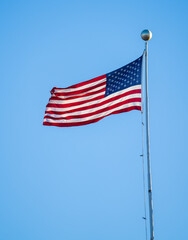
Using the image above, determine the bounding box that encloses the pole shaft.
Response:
[145,41,154,240]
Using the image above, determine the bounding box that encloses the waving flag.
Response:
[43,55,143,127]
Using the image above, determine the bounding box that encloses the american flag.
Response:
[43,55,143,127]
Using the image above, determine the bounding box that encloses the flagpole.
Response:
[141,29,154,240]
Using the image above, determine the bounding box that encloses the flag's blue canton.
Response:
[105,56,143,97]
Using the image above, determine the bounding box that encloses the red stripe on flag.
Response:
[51,74,106,92]
[53,81,106,97]
[46,89,141,111]
[44,98,141,120]
[43,106,141,127]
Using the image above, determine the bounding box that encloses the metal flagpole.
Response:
[141,29,154,240]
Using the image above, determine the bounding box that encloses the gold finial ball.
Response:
[141,29,152,41]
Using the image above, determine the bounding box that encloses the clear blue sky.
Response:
[1,0,188,239]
